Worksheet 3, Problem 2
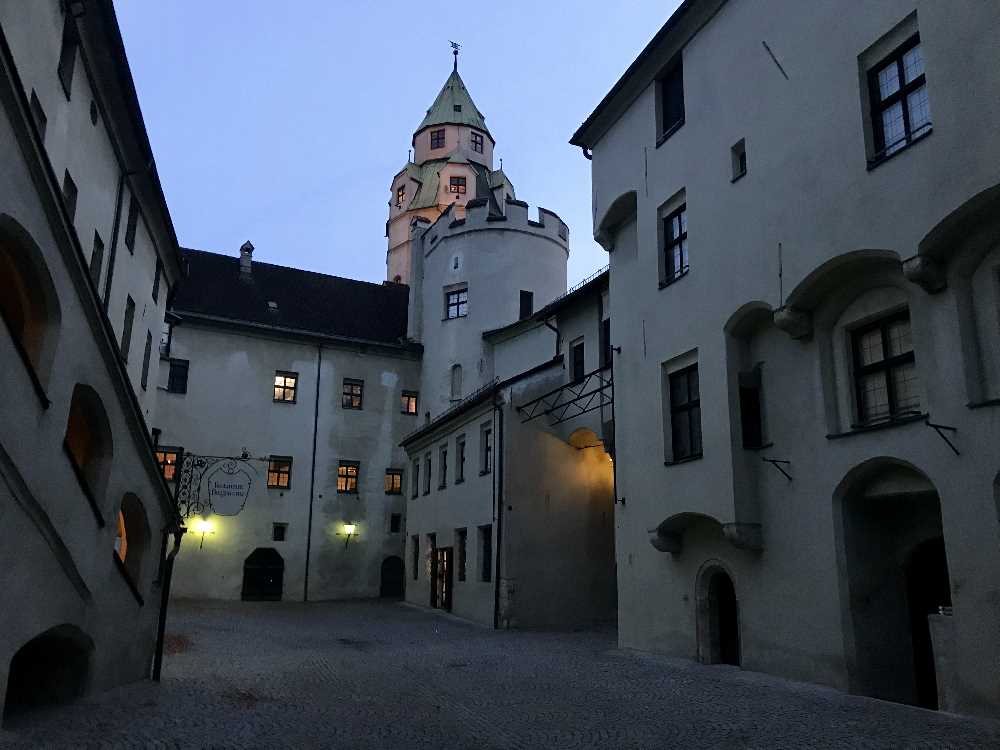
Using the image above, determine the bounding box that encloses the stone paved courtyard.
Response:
[2,600,999,749]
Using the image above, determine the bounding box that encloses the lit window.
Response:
[274,371,298,402]
[852,311,919,423]
[471,132,484,153]
[342,378,363,409]
[267,456,293,489]
[430,129,445,149]
[401,390,418,414]
[446,288,468,319]
[396,185,406,209]
[155,448,180,483]
[385,469,403,495]
[338,461,360,493]
[868,36,930,164]
[449,176,467,194]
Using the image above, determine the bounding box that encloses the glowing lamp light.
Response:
[338,522,358,548]
[192,516,215,549]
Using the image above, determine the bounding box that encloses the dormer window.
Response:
[453,104,462,112]
[431,129,445,149]
[396,185,406,209]
[471,132,484,153]
[449,176,467,194]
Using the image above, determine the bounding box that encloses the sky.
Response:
[113,1,681,287]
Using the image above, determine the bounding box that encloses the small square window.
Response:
[385,469,403,495]
[396,185,406,209]
[453,104,462,112]
[267,456,293,489]
[471,132,484,153]
[519,290,533,319]
[155,448,181,483]
[390,514,402,534]
[731,139,747,181]
[449,176,467,194]
[401,390,418,414]
[274,371,298,403]
[446,288,468,319]
[272,523,288,542]
[430,129,445,149]
[337,461,360,493]
[342,378,363,409]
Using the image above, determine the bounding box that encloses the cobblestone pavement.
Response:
[2,599,999,749]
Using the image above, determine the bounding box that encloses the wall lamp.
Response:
[192,516,215,549]
[337,522,358,549]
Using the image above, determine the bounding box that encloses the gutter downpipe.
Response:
[544,318,560,359]
[303,344,322,601]
[492,388,505,629]
[151,525,185,681]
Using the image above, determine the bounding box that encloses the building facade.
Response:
[0,0,183,722]
[572,0,1000,717]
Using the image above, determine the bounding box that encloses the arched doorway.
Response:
[696,563,741,666]
[241,548,284,601]
[3,625,92,724]
[835,458,951,708]
[380,556,404,598]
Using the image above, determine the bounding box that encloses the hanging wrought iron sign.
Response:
[175,453,260,518]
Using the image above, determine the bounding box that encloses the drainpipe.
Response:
[544,318,560,359]
[492,392,505,629]
[151,525,185,681]
[303,344,322,602]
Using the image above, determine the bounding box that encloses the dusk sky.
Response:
[113,1,680,286]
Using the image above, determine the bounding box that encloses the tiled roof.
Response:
[415,70,491,137]
[172,249,412,346]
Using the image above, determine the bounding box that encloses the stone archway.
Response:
[241,548,284,601]
[696,561,741,666]
[3,624,93,724]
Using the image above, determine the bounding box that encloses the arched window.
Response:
[0,215,62,395]
[3,624,93,722]
[115,493,148,585]
[65,384,114,523]
[450,364,463,401]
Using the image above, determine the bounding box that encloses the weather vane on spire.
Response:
[449,40,461,72]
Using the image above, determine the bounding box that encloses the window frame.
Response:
[57,16,77,100]
[479,524,493,582]
[455,435,466,483]
[571,339,585,382]
[124,195,139,254]
[471,131,484,153]
[167,358,189,394]
[154,447,181,483]
[411,458,420,499]
[519,290,534,320]
[390,513,402,534]
[384,468,403,495]
[656,59,685,146]
[449,175,467,194]
[456,527,468,581]
[867,34,930,168]
[430,128,446,149]
[480,422,493,475]
[342,377,364,410]
[445,287,468,319]
[850,310,919,425]
[337,460,360,494]
[423,452,432,495]
[273,370,298,403]
[668,364,703,462]
[661,204,689,286]
[272,523,288,542]
[395,185,406,209]
[267,456,293,489]
[438,445,448,489]
[401,390,419,415]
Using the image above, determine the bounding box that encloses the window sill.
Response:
[664,453,703,467]
[442,316,469,322]
[273,399,297,405]
[659,269,690,290]
[967,398,1000,410]
[385,492,403,496]
[826,412,926,440]
[342,406,363,411]
[655,119,685,148]
[731,170,747,184]
[401,411,418,416]
[267,485,291,491]
[337,491,358,496]
[64,441,105,527]
[113,552,144,606]
[866,127,932,171]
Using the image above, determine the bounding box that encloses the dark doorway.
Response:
[708,570,740,666]
[380,555,405,599]
[242,547,284,601]
[430,547,453,611]
[3,625,92,724]
[905,537,951,709]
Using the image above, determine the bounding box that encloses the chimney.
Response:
[239,241,254,279]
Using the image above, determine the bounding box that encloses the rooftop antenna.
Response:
[449,40,461,72]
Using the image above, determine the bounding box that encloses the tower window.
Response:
[453,104,462,112]
[471,132,484,153]
[449,176,467,194]
[430,129,445,149]
[401,390,418,414]
[519,290,533,319]
[395,185,406,209]
[446,288,468,319]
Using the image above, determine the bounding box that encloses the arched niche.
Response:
[65,383,115,517]
[3,624,93,723]
[116,493,150,586]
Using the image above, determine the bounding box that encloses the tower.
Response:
[386,59,515,284]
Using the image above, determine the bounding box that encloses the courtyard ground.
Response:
[1,599,998,749]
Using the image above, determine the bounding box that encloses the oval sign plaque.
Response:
[203,459,254,516]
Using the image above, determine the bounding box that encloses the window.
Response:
[657,59,685,143]
[121,296,135,363]
[411,535,419,579]
[430,129,445,149]
[449,176,467,194]
[29,89,47,140]
[411,459,420,499]
[852,311,919,423]
[342,378,363,409]
[62,170,77,222]
[423,453,432,495]
[731,139,747,181]
[337,461,360,493]
[456,528,467,581]
[140,331,152,390]
[57,16,77,99]
[662,204,688,284]
[868,35,930,164]
[385,469,403,495]
[395,185,406,209]
[600,318,612,368]
[450,364,463,401]
[438,445,448,489]
[124,195,139,254]
[571,339,585,382]
[454,104,462,112]
[479,524,492,582]
[471,131,484,153]
[167,358,189,393]
[401,390,418,414]
[446,288,468,319]
[152,259,162,302]
[739,368,764,448]
[267,456,293,489]
[480,422,492,474]
[519,290,533,319]
[272,523,287,542]
[154,448,180,482]
[669,364,702,461]
[89,231,104,287]
[390,513,402,533]
[273,371,298,402]
[455,435,466,482]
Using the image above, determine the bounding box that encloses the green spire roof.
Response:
[415,70,491,138]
